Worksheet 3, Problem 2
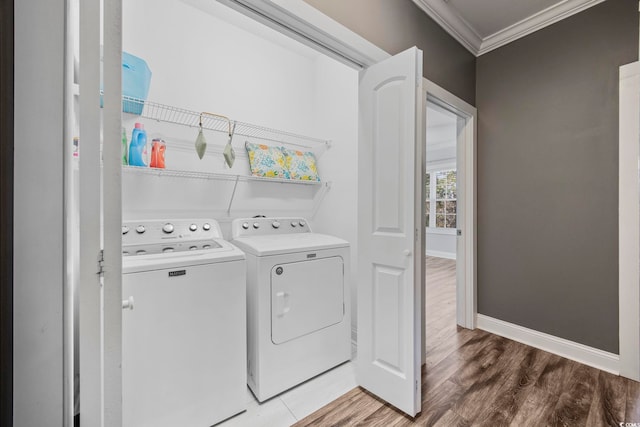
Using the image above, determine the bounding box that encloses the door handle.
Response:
[122,296,134,311]
[403,249,412,257]
[275,291,290,317]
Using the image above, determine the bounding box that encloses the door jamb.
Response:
[619,61,640,381]
[423,79,477,331]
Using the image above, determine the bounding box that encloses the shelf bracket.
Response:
[227,175,240,216]
[311,181,332,218]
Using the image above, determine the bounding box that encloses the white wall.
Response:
[309,56,358,338]
[121,0,357,229]
[14,0,65,425]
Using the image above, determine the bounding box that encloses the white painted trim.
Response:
[425,250,456,260]
[410,0,481,55]
[216,0,389,67]
[424,79,477,330]
[478,0,607,55]
[477,314,620,375]
[102,0,123,424]
[426,227,456,236]
[78,0,104,424]
[619,61,640,381]
[413,0,606,56]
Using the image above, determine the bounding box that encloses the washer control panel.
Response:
[122,219,222,246]
[232,217,311,238]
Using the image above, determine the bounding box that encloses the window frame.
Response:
[426,165,457,235]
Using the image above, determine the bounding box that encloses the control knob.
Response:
[203,223,211,231]
[189,224,198,232]
[299,221,306,227]
[122,226,130,235]
[290,221,297,227]
[242,222,250,230]
[272,221,281,229]
[135,225,145,234]
[162,223,174,234]
[253,222,260,229]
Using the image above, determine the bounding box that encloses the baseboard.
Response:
[425,250,456,260]
[476,314,619,375]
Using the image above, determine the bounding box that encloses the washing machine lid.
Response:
[231,233,349,256]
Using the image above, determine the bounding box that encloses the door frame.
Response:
[619,61,640,381]
[423,80,477,331]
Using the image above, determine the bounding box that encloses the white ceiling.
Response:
[412,0,606,56]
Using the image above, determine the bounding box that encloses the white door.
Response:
[357,46,424,417]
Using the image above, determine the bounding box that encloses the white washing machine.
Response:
[231,217,351,402]
[122,219,246,427]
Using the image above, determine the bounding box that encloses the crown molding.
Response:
[411,0,481,55]
[477,0,607,55]
[413,0,606,57]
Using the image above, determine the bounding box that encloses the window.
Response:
[425,169,456,229]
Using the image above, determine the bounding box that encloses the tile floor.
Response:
[218,348,357,427]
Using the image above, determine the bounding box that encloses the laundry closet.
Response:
[71,0,428,424]
[79,0,361,425]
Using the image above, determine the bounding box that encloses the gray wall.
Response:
[14,0,65,424]
[302,0,476,105]
[476,0,638,353]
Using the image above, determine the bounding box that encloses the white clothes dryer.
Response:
[122,219,246,427]
[231,217,351,402]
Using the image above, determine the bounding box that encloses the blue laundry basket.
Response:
[121,52,152,115]
[101,51,152,115]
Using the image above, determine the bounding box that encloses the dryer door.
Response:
[271,256,344,345]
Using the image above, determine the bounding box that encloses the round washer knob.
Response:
[253,222,260,229]
[290,221,297,227]
[272,221,281,229]
[299,221,306,227]
[122,226,130,235]
[242,222,250,230]
[136,249,146,255]
[189,224,198,232]
[162,223,174,234]
[203,223,211,231]
[135,225,145,234]
[163,247,174,253]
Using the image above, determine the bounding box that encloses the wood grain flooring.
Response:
[294,257,640,427]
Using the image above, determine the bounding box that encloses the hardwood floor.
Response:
[294,257,639,427]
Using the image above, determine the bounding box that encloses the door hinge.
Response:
[97,249,105,276]
[416,379,418,392]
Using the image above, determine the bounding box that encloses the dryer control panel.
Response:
[231,217,311,238]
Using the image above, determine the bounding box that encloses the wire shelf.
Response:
[122,96,330,150]
[122,165,325,186]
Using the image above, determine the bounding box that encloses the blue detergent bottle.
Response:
[129,123,147,167]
